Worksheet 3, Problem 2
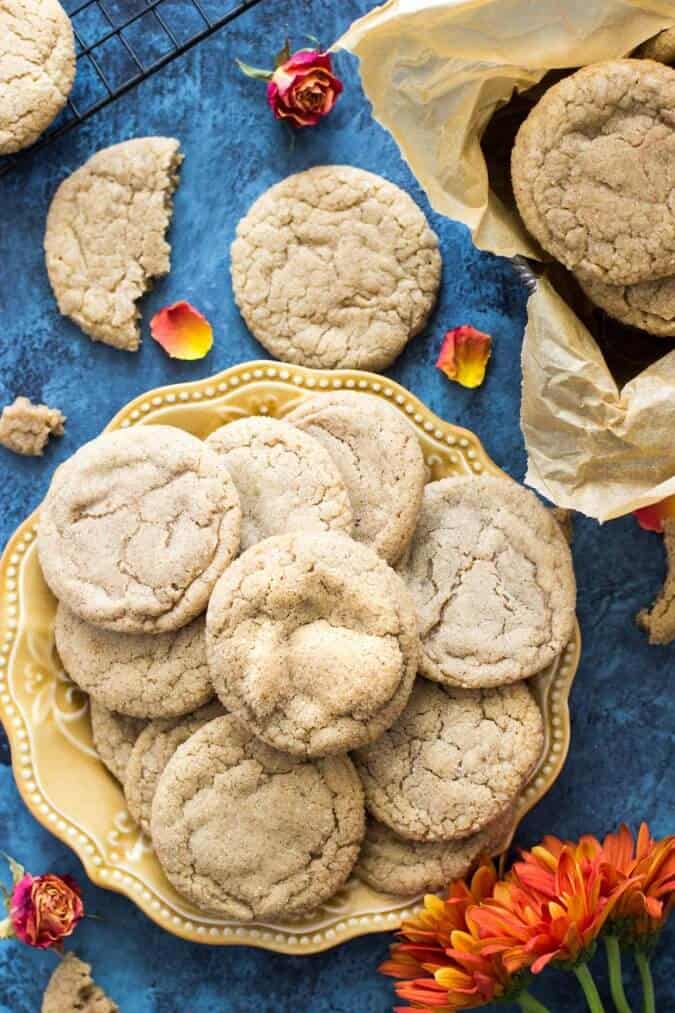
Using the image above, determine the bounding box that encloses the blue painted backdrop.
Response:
[0,1,673,1010]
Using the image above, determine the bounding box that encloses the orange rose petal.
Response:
[150,301,213,360]
[436,326,492,388]
[634,495,675,533]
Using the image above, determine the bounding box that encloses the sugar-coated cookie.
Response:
[353,679,544,842]
[579,272,675,337]
[0,0,75,155]
[397,476,576,688]
[512,60,675,285]
[55,604,212,719]
[356,812,511,896]
[38,426,241,634]
[45,137,182,350]
[151,714,365,920]
[206,416,353,550]
[124,702,224,836]
[89,701,146,783]
[286,391,425,563]
[206,531,419,757]
[230,165,441,369]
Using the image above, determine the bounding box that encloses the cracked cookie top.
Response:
[579,271,675,337]
[355,811,511,897]
[206,416,353,550]
[38,425,241,634]
[124,702,225,836]
[230,165,442,370]
[0,0,75,155]
[286,391,425,564]
[44,137,182,350]
[89,702,147,783]
[397,476,576,688]
[55,603,213,719]
[353,679,544,842]
[206,531,420,757]
[512,60,675,285]
[151,714,365,920]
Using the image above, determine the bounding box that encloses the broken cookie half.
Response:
[42,953,119,1013]
[44,137,183,352]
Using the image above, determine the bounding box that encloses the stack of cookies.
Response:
[512,58,675,338]
[38,395,576,919]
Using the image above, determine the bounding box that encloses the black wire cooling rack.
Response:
[0,0,266,177]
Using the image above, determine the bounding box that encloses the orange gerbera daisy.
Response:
[470,838,636,973]
[600,823,675,943]
[381,862,519,1011]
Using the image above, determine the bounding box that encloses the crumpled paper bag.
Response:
[338,0,675,521]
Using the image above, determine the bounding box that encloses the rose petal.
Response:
[634,496,675,533]
[284,49,334,72]
[150,301,213,360]
[436,325,492,388]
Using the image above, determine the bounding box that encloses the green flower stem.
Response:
[517,990,553,1013]
[604,936,633,1013]
[634,951,655,1013]
[574,962,607,1013]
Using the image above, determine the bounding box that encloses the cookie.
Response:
[206,531,419,757]
[230,165,441,370]
[635,27,675,64]
[353,679,544,842]
[0,396,65,456]
[42,953,118,1013]
[286,391,425,563]
[512,60,675,285]
[151,714,364,920]
[579,272,675,337]
[636,518,675,645]
[124,702,224,835]
[356,812,511,897]
[54,604,212,719]
[397,476,576,688]
[38,425,241,634]
[0,0,75,155]
[44,137,182,351]
[89,701,146,783]
[206,416,353,551]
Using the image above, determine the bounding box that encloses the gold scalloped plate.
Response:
[0,362,580,954]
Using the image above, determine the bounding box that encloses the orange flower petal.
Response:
[436,326,492,389]
[634,495,675,533]
[150,300,214,360]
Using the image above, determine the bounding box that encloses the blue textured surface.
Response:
[0,2,674,1010]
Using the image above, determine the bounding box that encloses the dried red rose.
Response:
[237,44,342,128]
[267,50,342,127]
[7,871,83,949]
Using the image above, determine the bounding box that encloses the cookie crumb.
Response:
[636,519,675,645]
[42,953,118,1013]
[0,396,65,456]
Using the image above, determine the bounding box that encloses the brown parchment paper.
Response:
[337,0,675,522]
